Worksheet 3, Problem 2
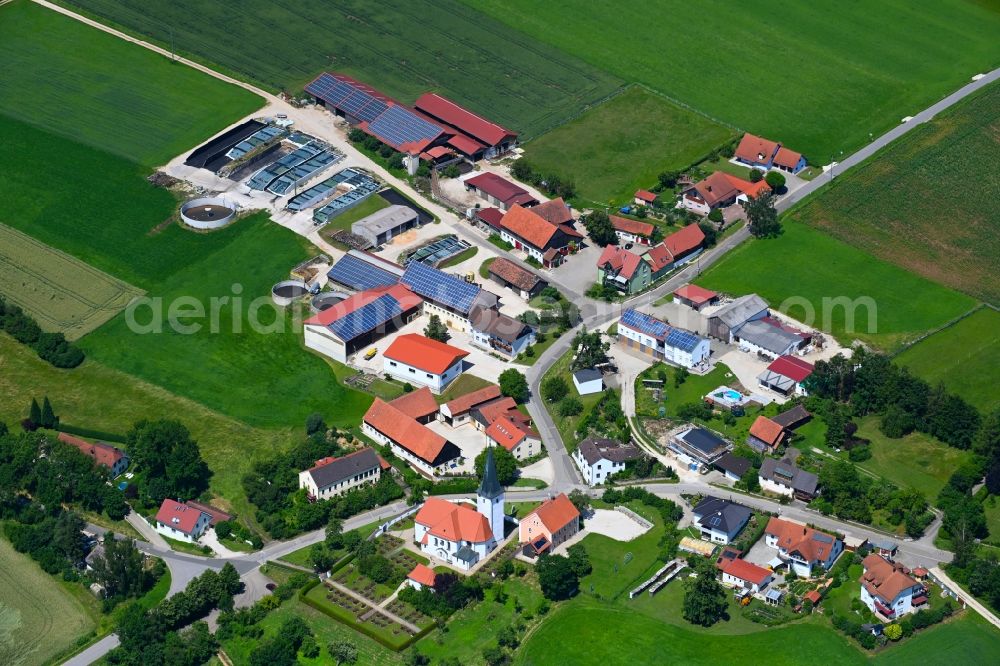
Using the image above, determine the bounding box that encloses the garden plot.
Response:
[0,223,143,339]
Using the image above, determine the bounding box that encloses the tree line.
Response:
[0,295,85,367]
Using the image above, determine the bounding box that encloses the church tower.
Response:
[477,447,506,542]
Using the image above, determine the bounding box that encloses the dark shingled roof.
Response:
[715,452,752,478]
[771,404,812,430]
[693,496,753,536]
[305,448,382,490]
[478,447,504,500]
[577,438,641,466]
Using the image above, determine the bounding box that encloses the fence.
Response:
[615,505,654,530]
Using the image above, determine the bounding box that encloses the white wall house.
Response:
[382,334,468,394]
[572,438,641,486]
[859,554,927,620]
[298,448,383,501]
[617,311,711,369]
[154,499,211,544]
[384,355,464,393]
[765,517,843,578]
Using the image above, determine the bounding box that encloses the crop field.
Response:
[80,214,374,430]
[60,0,623,140]
[468,0,1000,161]
[0,223,143,340]
[0,1,262,167]
[894,307,1000,413]
[0,537,96,666]
[789,82,1000,304]
[524,86,734,203]
[698,222,977,351]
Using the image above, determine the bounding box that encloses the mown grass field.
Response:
[524,86,734,203]
[0,537,97,666]
[894,307,1000,413]
[698,222,978,351]
[0,1,261,167]
[80,214,374,429]
[0,223,143,340]
[468,0,1000,161]
[789,82,1000,304]
[60,0,623,139]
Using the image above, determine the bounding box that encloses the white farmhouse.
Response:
[573,438,641,486]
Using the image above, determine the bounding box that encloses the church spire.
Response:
[478,447,503,500]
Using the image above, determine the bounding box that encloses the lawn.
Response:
[872,612,1000,664]
[523,86,734,203]
[0,223,143,340]
[854,415,973,501]
[467,0,1000,162]
[80,214,375,429]
[539,346,603,450]
[438,246,479,270]
[698,222,978,351]
[577,500,666,601]
[0,0,261,167]
[894,307,1000,413]
[0,537,98,666]
[435,373,495,405]
[0,333,287,517]
[60,0,623,139]
[318,194,389,241]
[789,82,1000,304]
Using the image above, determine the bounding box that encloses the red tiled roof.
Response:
[476,397,519,424]
[645,243,674,272]
[860,554,921,605]
[804,590,822,604]
[766,355,814,383]
[735,133,780,164]
[488,257,542,292]
[476,207,504,229]
[528,493,580,534]
[597,245,643,279]
[610,215,655,237]
[447,133,486,156]
[184,500,232,526]
[690,172,770,208]
[663,224,705,258]
[364,398,448,464]
[155,499,207,535]
[673,284,718,305]
[415,497,493,543]
[422,146,455,160]
[413,93,516,147]
[384,334,468,375]
[766,517,839,564]
[749,416,785,447]
[486,416,532,451]
[58,432,125,470]
[634,189,658,203]
[531,198,574,226]
[443,385,502,417]
[466,173,536,207]
[773,146,803,169]
[304,284,422,327]
[389,387,439,421]
[407,563,437,587]
[500,204,562,250]
[722,558,772,585]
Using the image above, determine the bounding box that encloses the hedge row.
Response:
[0,296,85,368]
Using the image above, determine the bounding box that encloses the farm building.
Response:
[673,284,719,311]
[470,305,534,359]
[363,395,461,477]
[413,93,518,159]
[611,215,655,245]
[634,189,658,206]
[406,564,438,592]
[488,257,546,299]
[707,294,769,342]
[661,223,706,264]
[735,318,809,359]
[573,438,642,486]
[439,384,502,426]
[472,207,505,234]
[771,404,812,430]
[617,308,710,369]
[721,559,773,594]
[759,458,819,501]
[351,205,419,248]
[57,432,129,477]
[465,172,538,211]
[499,204,576,267]
[572,368,604,395]
[326,250,405,291]
[302,284,422,363]
[298,447,388,501]
[485,415,541,460]
[670,427,731,467]
[531,197,575,227]
[401,260,485,332]
[758,356,815,396]
[679,171,770,215]
[383,333,468,393]
[597,245,652,295]
[520,493,581,556]
[734,133,807,174]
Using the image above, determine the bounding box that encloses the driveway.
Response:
[427,420,486,474]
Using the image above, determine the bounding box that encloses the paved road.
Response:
[931,567,1000,630]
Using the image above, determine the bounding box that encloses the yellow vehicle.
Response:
[364,347,378,360]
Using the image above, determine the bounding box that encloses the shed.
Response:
[351,205,419,248]
[572,368,604,395]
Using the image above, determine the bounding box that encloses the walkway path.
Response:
[125,512,167,549]
[930,567,1000,631]
[325,579,421,633]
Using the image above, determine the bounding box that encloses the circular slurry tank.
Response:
[271,280,310,306]
[180,196,236,230]
[310,291,348,313]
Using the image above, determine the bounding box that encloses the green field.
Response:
[698,222,978,351]
[0,537,97,666]
[60,0,623,139]
[80,214,373,429]
[468,0,1000,161]
[894,307,1000,412]
[523,86,734,203]
[0,223,143,340]
[789,82,1000,304]
[0,1,261,166]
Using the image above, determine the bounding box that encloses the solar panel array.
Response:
[226,125,285,159]
[327,254,400,291]
[620,309,670,340]
[306,74,392,124]
[327,294,402,342]
[368,105,443,150]
[401,261,480,314]
[267,150,343,195]
[665,327,702,352]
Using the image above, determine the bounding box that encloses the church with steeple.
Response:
[413,448,506,570]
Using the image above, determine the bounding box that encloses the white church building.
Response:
[413,448,505,570]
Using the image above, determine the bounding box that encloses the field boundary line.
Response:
[889,303,992,359]
[632,82,743,132]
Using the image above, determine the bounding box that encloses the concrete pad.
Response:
[427,421,485,474]
[520,456,554,485]
[584,508,651,542]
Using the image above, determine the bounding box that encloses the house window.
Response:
[409,368,415,374]
[426,373,433,379]
[389,361,397,367]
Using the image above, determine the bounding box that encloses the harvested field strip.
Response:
[0,223,143,340]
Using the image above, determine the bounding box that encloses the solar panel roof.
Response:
[620,309,670,340]
[356,98,388,122]
[665,327,702,352]
[401,261,480,314]
[327,254,400,291]
[368,105,443,150]
[328,294,402,341]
